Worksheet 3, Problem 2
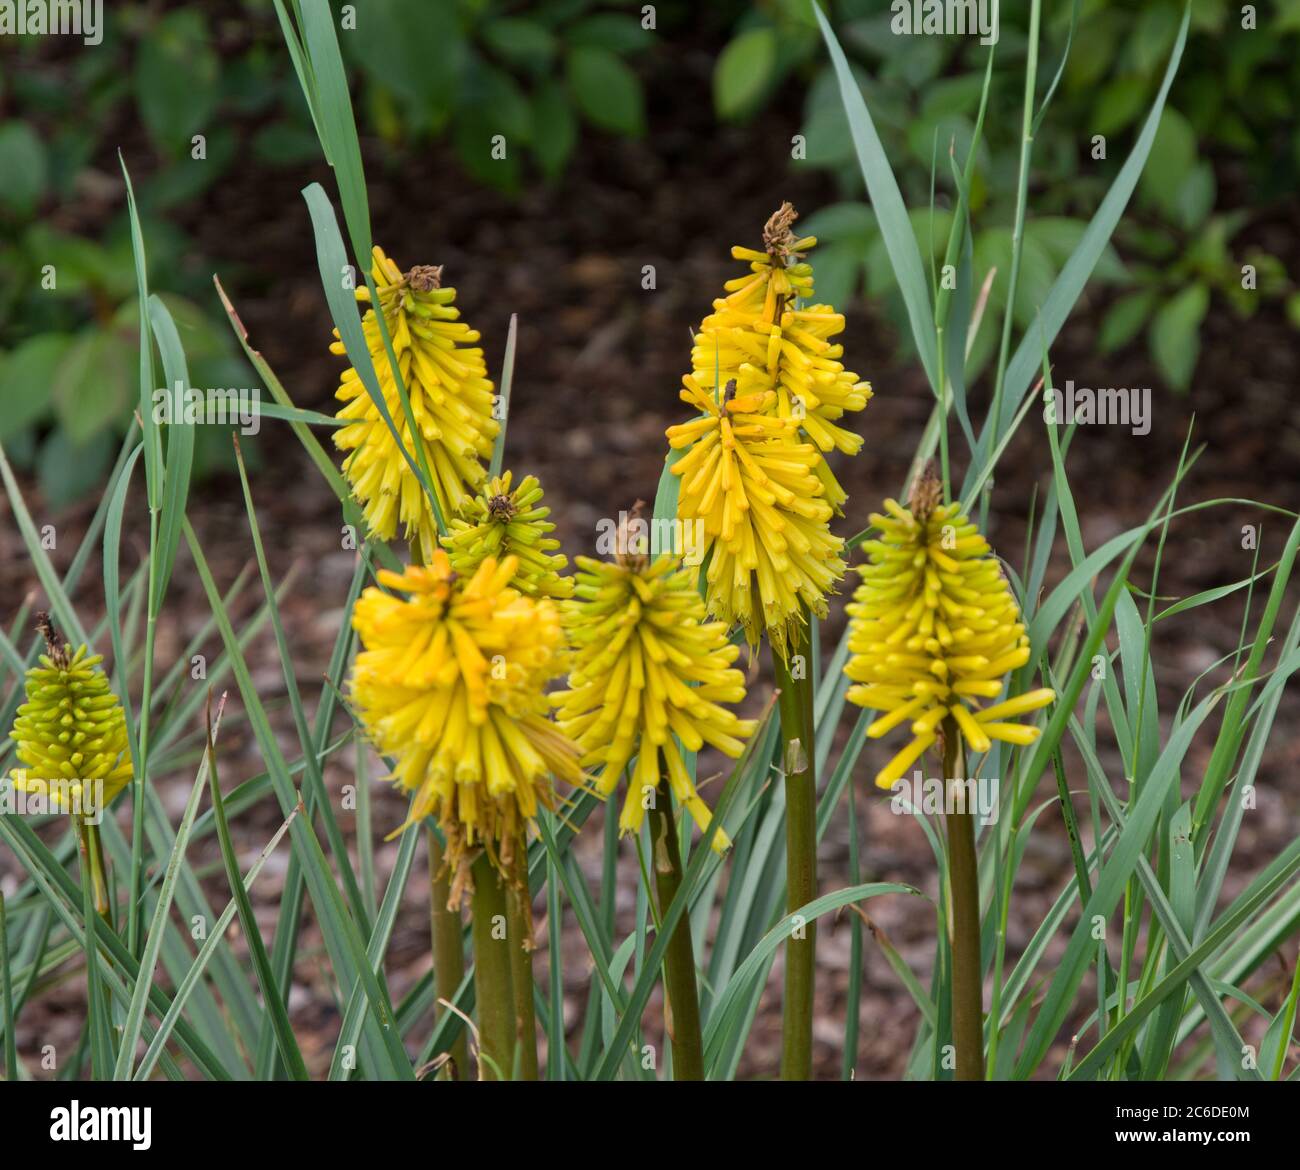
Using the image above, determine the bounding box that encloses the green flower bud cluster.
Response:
[10,638,132,813]
[441,471,573,599]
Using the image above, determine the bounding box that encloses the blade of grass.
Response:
[1,893,17,1080]
[488,313,517,479]
[813,2,938,391]
[133,806,298,1081]
[204,695,309,1081]
[182,518,413,1080]
[113,695,229,1078]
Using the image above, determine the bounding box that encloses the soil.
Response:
[2,28,1299,1081]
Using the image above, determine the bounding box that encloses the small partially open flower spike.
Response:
[844,464,1055,788]
[9,614,132,814]
[688,203,872,513]
[441,470,573,599]
[667,380,845,658]
[552,538,757,850]
[350,551,581,900]
[333,247,499,551]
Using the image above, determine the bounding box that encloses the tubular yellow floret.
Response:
[844,465,1056,788]
[552,551,758,851]
[333,247,499,552]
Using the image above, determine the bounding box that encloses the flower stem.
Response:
[506,839,540,1081]
[648,778,705,1080]
[774,619,817,1080]
[426,826,468,1078]
[942,720,983,1080]
[78,817,112,926]
[470,853,516,1080]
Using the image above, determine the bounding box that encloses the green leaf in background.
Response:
[51,328,133,445]
[567,14,654,54]
[803,242,860,313]
[1027,217,1127,283]
[482,18,556,68]
[346,0,464,120]
[566,46,644,137]
[1139,107,1197,218]
[252,121,324,166]
[1173,159,1216,230]
[37,427,114,508]
[0,333,71,440]
[135,11,221,154]
[0,121,48,214]
[714,27,778,121]
[974,227,1057,328]
[532,79,578,180]
[1150,281,1209,391]
[1098,288,1158,353]
[20,227,114,296]
[1092,76,1149,136]
[800,201,876,240]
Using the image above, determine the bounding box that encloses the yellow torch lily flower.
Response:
[552,551,758,850]
[666,379,845,658]
[350,551,581,898]
[844,466,1055,788]
[9,618,132,815]
[687,203,872,512]
[440,470,573,599]
[333,247,499,552]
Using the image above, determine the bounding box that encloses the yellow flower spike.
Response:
[8,614,132,816]
[440,470,573,599]
[350,550,581,899]
[333,247,500,551]
[844,464,1056,788]
[552,549,759,853]
[686,203,872,514]
[667,378,845,658]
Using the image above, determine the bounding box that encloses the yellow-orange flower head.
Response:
[552,552,757,850]
[440,470,573,600]
[333,247,499,552]
[9,617,132,815]
[350,551,580,895]
[844,467,1055,788]
[688,203,872,513]
[666,380,845,658]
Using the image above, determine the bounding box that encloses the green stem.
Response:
[426,826,468,1078]
[942,722,983,1081]
[506,840,540,1081]
[647,778,704,1080]
[774,617,817,1080]
[78,817,112,927]
[470,853,516,1080]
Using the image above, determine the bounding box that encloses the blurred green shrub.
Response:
[715,0,1300,391]
[0,4,278,505]
[342,0,656,190]
[0,0,664,502]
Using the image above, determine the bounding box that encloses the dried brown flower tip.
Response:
[908,459,944,523]
[762,202,800,266]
